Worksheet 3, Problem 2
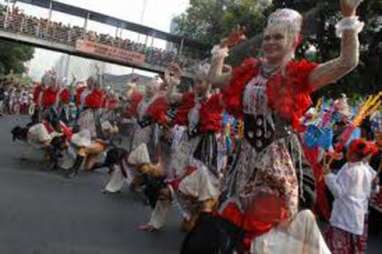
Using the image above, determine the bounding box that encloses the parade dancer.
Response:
[207,0,363,252]
[76,76,105,138]
[139,63,224,232]
[103,78,169,193]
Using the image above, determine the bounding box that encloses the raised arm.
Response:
[309,0,364,91]
[164,63,184,104]
[208,26,246,88]
[208,46,232,88]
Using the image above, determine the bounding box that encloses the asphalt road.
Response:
[0,115,184,254]
[0,115,380,254]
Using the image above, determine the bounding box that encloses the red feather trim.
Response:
[125,91,143,118]
[42,87,58,108]
[59,89,71,104]
[146,96,169,125]
[222,58,259,118]
[224,58,317,131]
[33,85,43,105]
[174,92,195,126]
[198,93,224,133]
[85,89,105,109]
[267,60,318,130]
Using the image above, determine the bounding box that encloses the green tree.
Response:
[173,0,269,47]
[0,39,34,75]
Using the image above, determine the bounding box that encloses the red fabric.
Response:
[198,93,224,133]
[85,88,105,109]
[325,219,368,253]
[219,197,288,251]
[173,92,223,132]
[104,95,119,110]
[348,139,378,160]
[146,96,169,126]
[303,146,331,221]
[75,87,86,106]
[59,88,70,104]
[223,58,259,119]
[174,92,195,126]
[125,91,143,118]
[223,58,318,131]
[60,122,73,140]
[266,60,318,130]
[42,87,58,108]
[32,84,44,105]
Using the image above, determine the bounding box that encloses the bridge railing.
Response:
[0,7,203,74]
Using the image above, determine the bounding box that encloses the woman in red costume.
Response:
[140,63,224,232]
[55,78,71,124]
[77,76,105,138]
[130,78,170,160]
[103,78,170,193]
[208,0,363,252]
[119,82,143,151]
[31,81,45,123]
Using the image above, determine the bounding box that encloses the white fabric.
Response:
[80,88,91,107]
[251,210,330,254]
[335,15,364,38]
[148,199,171,229]
[27,123,52,148]
[105,166,127,193]
[105,162,135,192]
[178,161,220,201]
[71,129,92,147]
[78,109,96,138]
[187,101,201,131]
[325,161,376,235]
[128,143,151,165]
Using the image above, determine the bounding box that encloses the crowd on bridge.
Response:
[7,1,382,254]
[0,5,200,69]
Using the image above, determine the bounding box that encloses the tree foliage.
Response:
[174,0,382,96]
[173,0,269,47]
[0,39,34,75]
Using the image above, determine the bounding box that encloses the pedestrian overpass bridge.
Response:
[0,0,209,78]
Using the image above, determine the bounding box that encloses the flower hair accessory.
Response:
[348,139,378,160]
[267,8,303,36]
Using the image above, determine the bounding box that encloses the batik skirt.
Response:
[325,219,368,254]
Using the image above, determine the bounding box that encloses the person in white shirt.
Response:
[325,138,378,254]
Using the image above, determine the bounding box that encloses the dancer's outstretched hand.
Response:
[340,0,363,17]
[220,25,247,48]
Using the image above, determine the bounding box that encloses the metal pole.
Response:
[4,0,10,29]
[82,12,89,39]
[137,0,148,42]
[48,0,53,22]
[179,38,184,56]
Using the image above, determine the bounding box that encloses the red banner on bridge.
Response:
[75,40,145,66]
